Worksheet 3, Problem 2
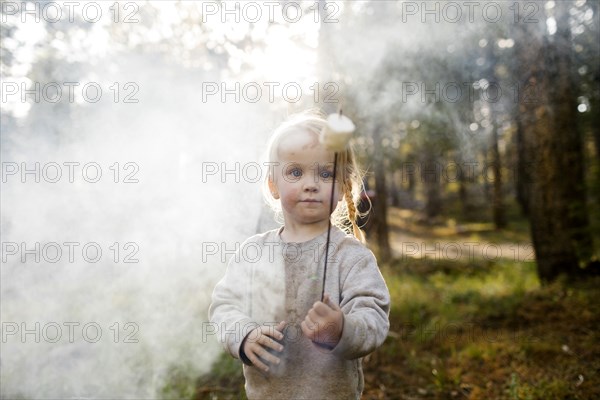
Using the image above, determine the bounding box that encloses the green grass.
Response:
[160,354,246,400]
[362,259,600,399]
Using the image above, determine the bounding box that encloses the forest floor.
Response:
[165,207,600,400]
[361,207,600,399]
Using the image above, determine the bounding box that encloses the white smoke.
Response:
[0,48,276,398]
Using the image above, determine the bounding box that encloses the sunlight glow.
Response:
[248,25,317,83]
[547,17,557,35]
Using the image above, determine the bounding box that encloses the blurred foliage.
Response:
[3,0,598,252]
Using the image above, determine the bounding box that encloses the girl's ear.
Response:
[268,178,280,199]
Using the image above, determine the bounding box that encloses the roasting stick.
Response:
[319,109,356,301]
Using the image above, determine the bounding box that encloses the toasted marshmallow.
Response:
[320,113,355,151]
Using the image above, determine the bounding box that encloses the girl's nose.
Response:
[302,177,318,192]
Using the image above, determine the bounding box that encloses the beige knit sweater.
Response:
[209,226,390,399]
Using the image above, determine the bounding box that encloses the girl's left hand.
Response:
[301,294,343,348]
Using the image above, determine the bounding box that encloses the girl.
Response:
[209,109,390,399]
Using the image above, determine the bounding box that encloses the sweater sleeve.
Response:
[208,246,257,361]
[331,252,390,360]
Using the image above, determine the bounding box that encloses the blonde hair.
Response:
[262,109,367,243]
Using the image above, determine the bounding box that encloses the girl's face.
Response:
[268,130,341,228]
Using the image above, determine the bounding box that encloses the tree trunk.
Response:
[458,173,469,218]
[515,3,594,283]
[490,122,506,229]
[550,0,594,266]
[423,148,442,222]
[588,0,600,158]
[406,153,416,206]
[316,0,337,114]
[514,115,530,216]
[372,124,391,262]
[482,32,506,229]
[389,171,400,208]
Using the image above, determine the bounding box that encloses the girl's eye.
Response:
[320,170,333,179]
[289,168,302,177]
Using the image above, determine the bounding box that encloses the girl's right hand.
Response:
[242,321,286,372]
